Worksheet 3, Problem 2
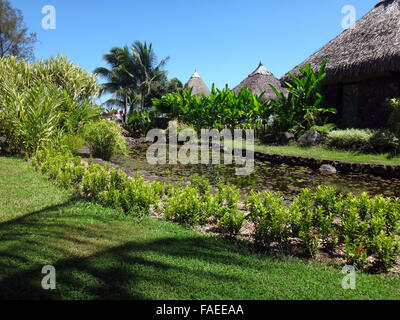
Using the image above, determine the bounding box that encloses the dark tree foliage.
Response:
[0,0,37,61]
[144,77,183,107]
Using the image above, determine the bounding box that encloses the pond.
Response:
[113,144,400,199]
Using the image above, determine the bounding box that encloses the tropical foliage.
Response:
[270,60,337,135]
[0,56,102,155]
[95,41,180,119]
[81,119,127,161]
[153,85,271,131]
[126,108,157,137]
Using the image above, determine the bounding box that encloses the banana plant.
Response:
[270,59,337,135]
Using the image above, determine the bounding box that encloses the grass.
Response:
[225,139,400,165]
[1,156,400,300]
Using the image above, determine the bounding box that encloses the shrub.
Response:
[190,174,211,196]
[82,119,127,160]
[214,183,241,217]
[314,206,338,253]
[2,85,64,155]
[371,232,400,272]
[339,194,400,270]
[216,209,246,238]
[340,202,368,243]
[214,182,243,237]
[325,129,372,152]
[369,130,399,154]
[0,56,100,101]
[163,185,211,225]
[290,189,319,256]
[0,56,101,155]
[126,108,156,137]
[247,191,292,248]
[325,129,399,154]
[119,174,155,217]
[344,237,368,269]
[58,134,86,155]
[310,123,336,135]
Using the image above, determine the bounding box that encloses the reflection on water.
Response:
[113,145,400,199]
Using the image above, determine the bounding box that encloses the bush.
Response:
[325,129,372,152]
[216,209,246,238]
[214,183,243,237]
[0,56,100,101]
[58,134,86,155]
[290,189,319,257]
[371,232,400,272]
[119,173,156,217]
[369,130,399,154]
[344,236,368,269]
[246,191,292,248]
[126,108,156,137]
[2,85,64,155]
[325,129,399,154]
[338,194,400,270]
[313,186,342,252]
[82,119,127,160]
[0,56,101,155]
[163,185,212,225]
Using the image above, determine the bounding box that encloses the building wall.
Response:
[323,73,400,128]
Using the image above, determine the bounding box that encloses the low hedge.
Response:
[30,150,400,272]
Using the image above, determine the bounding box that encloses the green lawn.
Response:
[226,140,400,165]
[1,156,400,300]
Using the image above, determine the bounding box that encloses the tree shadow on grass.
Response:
[0,201,276,300]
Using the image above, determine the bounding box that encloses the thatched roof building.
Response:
[281,0,400,127]
[233,61,286,101]
[184,71,211,97]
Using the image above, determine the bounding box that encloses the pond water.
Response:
[113,144,400,199]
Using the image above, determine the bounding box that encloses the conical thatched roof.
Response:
[234,61,286,101]
[184,71,211,96]
[282,0,400,83]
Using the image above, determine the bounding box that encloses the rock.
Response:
[297,131,321,146]
[280,132,295,145]
[261,134,276,145]
[372,165,387,177]
[319,164,337,175]
[395,166,400,178]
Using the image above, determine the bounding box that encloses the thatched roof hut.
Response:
[282,0,400,83]
[184,71,211,97]
[281,0,400,128]
[234,61,286,101]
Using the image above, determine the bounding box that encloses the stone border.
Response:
[220,145,400,179]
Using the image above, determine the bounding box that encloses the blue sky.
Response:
[12,0,377,94]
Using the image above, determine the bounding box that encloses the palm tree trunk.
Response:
[140,89,145,109]
[124,93,128,124]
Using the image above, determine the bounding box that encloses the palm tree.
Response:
[95,41,170,120]
[94,47,139,122]
[129,41,170,109]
